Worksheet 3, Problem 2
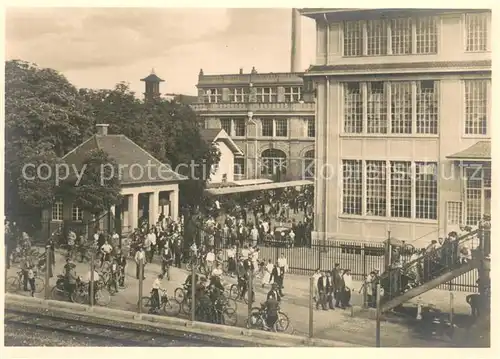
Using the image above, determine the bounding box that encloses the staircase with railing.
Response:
[379,227,490,312]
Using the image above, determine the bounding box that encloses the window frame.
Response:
[72,205,83,222]
[52,199,64,222]
[464,12,490,53]
[342,16,438,57]
[205,88,221,103]
[284,86,302,102]
[256,87,278,103]
[463,79,490,137]
[234,157,246,175]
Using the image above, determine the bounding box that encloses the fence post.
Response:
[361,243,366,278]
[90,249,95,307]
[376,283,381,347]
[449,292,454,337]
[362,281,368,309]
[191,259,196,322]
[138,258,144,313]
[309,276,314,338]
[44,245,51,300]
[248,270,253,320]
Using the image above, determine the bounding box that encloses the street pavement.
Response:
[5,248,474,347]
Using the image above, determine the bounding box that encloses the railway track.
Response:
[4,309,247,347]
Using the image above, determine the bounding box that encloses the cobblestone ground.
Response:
[5,248,475,347]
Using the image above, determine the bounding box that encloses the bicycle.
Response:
[7,270,44,294]
[139,288,180,316]
[71,279,111,306]
[245,306,290,332]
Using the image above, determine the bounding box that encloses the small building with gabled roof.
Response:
[199,128,243,184]
[43,123,187,237]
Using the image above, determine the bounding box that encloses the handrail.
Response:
[380,228,479,281]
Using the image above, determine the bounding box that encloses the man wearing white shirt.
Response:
[241,246,250,260]
[146,230,157,263]
[226,246,236,277]
[134,247,146,280]
[342,269,353,307]
[100,241,113,267]
[205,249,215,274]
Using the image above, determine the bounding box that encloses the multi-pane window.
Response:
[391,82,412,134]
[343,80,440,135]
[415,162,438,220]
[367,20,388,56]
[275,119,288,137]
[234,157,245,175]
[260,119,288,137]
[52,200,63,221]
[465,13,489,52]
[464,80,489,135]
[261,119,274,137]
[342,160,362,215]
[261,149,287,176]
[343,21,363,56]
[307,118,315,138]
[341,159,439,220]
[230,88,248,102]
[284,87,301,102]
[447,202,463,226]
[72,205,83,222]
[343,17,438,56]
[344,83,363,133]
[367,82,387,134]
[366,161,387,217]
[390,161,412,218]
[233,119,246,137]
[391,18,412,55]
[415,17,437,54]
[220,118,246,137]
[205,88,221,103]
[256,87,277,102]
[303,150,315,179]
[416,80,438,134]
[220,118,232,135]
[465,165,491,226]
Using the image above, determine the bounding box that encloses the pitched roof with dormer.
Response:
[62,133,187,185]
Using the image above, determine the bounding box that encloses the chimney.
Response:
[96,124,109,136]
[290,8,302,72]
[239,68,244,74]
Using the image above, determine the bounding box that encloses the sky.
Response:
[5,8,317,96]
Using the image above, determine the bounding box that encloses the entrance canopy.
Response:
[204,179,313,196]
[447,141,491,161]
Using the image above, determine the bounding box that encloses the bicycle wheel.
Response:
[33,277,45,293]
[163,299,181,317]
[181,298,192,315]
[221,309,237,326]
[275,311,289,332]
[186,262,192,271]
[229,284,239,299]
[96,289,111,306]
[174,287,185,303]
[245,310,262,329]
[51,286,66,301]
[7,276,20,292]
[139,296,151,312]
[71,288,87,304]
[223,297,237,313]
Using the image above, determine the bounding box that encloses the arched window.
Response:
[261,149,287,176]
[303,150,315,179]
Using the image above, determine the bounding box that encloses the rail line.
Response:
[4,309,248,347]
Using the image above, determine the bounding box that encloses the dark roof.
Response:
[141,74,164,82]
[199,128,222,143]
[305,60,491,75]
[62,134,187,185]
[447,141,491,160]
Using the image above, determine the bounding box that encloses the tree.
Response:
[5,60,93,229]
[80,83,221,211]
